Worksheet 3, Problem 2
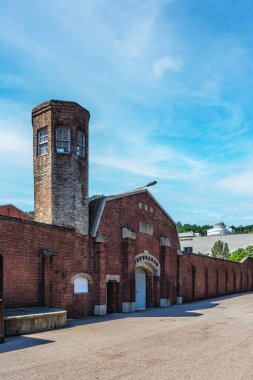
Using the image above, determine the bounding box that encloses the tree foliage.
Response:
[176,222,212,236]
[231,225,253,234]
[228,246,253,262]
[211,240,230,259]
[176,222,253,236]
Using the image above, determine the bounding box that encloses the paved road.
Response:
[1,293,253,380]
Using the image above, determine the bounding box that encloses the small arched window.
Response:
[74,277,88,294]
[71,273,92,294]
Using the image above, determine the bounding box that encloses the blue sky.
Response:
[0,0,253,225]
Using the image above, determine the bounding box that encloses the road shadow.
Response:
[0,336,54,353]
[67,292,252,328]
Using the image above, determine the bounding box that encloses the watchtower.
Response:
[32,100,89,235]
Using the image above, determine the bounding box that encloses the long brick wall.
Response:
[180,253,253,302]
[0,216,93,316]
[1,204,253,318]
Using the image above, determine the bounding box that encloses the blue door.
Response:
[135,267,146,310]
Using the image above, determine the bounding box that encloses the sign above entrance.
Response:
[135,251,160,276]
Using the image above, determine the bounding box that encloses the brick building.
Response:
[0,100,253,318]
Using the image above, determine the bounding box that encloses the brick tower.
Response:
[32,100,90,235]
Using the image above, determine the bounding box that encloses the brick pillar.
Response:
[154,275,160,307]
[176,250,183,304]
[94,235,107,315]
[159,237,171,307]
[121,236,136,312]
[38,252,45,307]
[160,246,166,299]
[0,255,4,343]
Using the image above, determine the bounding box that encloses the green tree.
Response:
[176,222,212,236]
[229,246,253,262]
[211,240,230,259]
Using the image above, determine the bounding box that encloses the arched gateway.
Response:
[135,252,160,310]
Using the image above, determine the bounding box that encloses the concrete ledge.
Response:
[94,305,107,316]
[122,302,136,313]
[4,307,66,336]
[160,298,171,307]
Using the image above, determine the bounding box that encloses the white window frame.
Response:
[56,127,71,154]
[71,273,92,294]
[77,130,85,158]
[139,221,153,235]
[73,277,88,294]
[38,128,48,156]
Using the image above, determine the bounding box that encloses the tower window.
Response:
[56,127,71,153]
[38,128,48,156]
[77,131,85,158]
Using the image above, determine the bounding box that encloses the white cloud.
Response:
[217,171,253,197]
[0,100,33,167]
[91,129,207,181]
[153,56,182,77]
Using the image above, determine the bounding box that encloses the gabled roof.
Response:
[89,189,176,237]
[0,204,33,221]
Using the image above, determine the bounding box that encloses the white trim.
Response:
[71,273,93,284]
[135,252,160,276]
[106,275,120,282]
[160,298,171,307]
[122,302,136,313]
[94,305,107,315]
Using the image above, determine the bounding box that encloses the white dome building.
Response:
[207,222,235,237]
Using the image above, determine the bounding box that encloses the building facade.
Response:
[1,100,253,318]
[207,222,235,236]
[179,227,253,256]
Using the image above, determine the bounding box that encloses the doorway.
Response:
[107,281,119,314]
[135,267,146,310]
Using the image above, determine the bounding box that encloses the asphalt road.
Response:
[1,293,253,380]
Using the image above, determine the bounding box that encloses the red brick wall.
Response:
[0,216,93,317]
[0,205,33,221]
[95,191,180,306]
[180,253,253,302]
[0,254,4,342]
[2,197,253,319]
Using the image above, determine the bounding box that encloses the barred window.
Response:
[56,128,71,153]
[77,131,85,158]
[38,128,48,156]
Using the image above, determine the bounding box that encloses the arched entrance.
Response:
[135,267,146,310]
[135,252,160,310]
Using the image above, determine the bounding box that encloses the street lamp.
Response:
[136,180,157,190]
